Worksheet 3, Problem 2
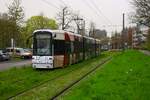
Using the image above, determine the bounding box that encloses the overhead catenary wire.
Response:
[41,0,60,10]
[84,0,124,34]
[90,0,113,25]
[40,0,122,33]
[83,0,109,26]
[102,25,122,27]
[59,0,67,6]
[83,0,102,18]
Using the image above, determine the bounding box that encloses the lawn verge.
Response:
[59,50,150,100]
[0,51,113,99]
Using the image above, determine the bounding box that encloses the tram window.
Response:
[33,33,52,56]
[65,41,71,54]
[71,42,74,53]
[54,40,65,55]
[74,41,78,53]
[36,39,51,56]
[79,41,83,52]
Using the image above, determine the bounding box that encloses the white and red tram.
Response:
[32,29,101,69]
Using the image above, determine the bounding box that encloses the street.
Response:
[0,60,32,71]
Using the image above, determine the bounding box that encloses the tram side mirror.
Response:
[52,34,56,38]
[52,34,56,44]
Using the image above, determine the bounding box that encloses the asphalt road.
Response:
[0,60,32,71]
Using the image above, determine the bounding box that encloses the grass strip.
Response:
[0,52,112,99]
[60,50,150,100]
[11,52,116,100]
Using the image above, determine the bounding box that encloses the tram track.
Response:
[51,57,112,100]
[8,57,112,100]
[7,62,86,99]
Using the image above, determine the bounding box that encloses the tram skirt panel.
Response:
[54,55,64,68]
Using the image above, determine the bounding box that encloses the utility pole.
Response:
[74,17,85,36]
[82,20,85,36]
[123,13,125,31]
[122,13,125,50]
[62,7,67,30]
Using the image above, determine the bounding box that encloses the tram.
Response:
[32,29,101,69]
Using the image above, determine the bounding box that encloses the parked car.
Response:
[20,49,32,59]
[6,47,32,59]
[6,47,24,56]
[0,49,10,61]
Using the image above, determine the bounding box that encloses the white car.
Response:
[6,47,24,56]
[21,49,32,59]
[6,47,32,59]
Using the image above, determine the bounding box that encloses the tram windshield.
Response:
[33,32,52,56]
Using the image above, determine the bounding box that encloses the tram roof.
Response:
[33,29,82,37]
[33,29,66,34]
[33,29,100,41]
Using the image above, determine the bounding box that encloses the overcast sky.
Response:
[0,0,133,36]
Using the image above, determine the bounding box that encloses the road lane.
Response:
[0,60,32,71]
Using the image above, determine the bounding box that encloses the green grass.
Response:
[59,50,150,100]
[12,53,114,100]
[0,52,112,100]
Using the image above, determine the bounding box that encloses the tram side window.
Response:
[54,40,65,55]
[79,41,83,52]
[71,42,74,53]
[65,41,71,54]
[84,39,88,52]
[74,41,78,53]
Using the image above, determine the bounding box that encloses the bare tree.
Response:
[147,29,150,49]
[56,6,73,30]
[73,13,85,35]
[131,0,150,49]
[8,0,24,25]
[132,0,150,27]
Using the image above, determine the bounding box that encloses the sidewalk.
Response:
[139,50,150,56]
